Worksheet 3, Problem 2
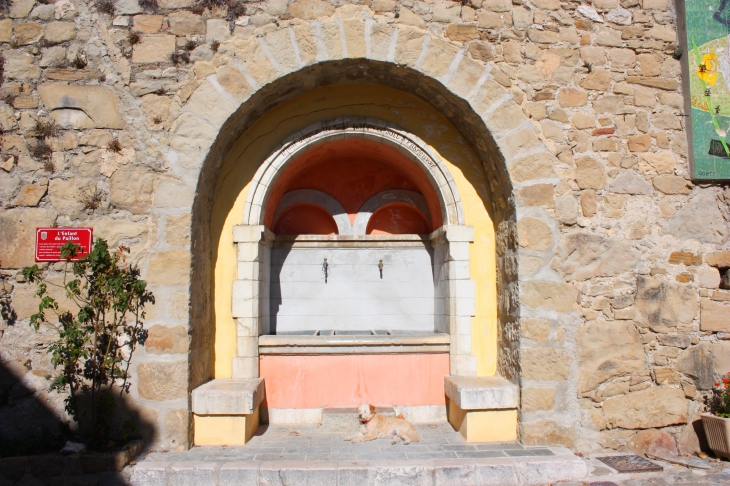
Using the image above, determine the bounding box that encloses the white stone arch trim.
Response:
[273,189,353,235]
[352,190,432,235]
[243,118,465,228]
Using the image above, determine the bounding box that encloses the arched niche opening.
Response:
[252,130,455,337]
[189,74,519,439]
[189,66,519,397]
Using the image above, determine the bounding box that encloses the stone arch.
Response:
[187,7,555,391]
[353,190,432,235]
[273,189,351,235]
[243,119,463,229]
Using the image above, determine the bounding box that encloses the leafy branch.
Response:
[23,239,154,447]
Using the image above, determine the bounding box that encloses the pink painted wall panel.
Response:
[259,354,449,408]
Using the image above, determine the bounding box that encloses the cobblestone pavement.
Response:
[144,422,558,462]
[136,423,730,485]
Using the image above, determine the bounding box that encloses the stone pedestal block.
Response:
[447,400,518,442]
[193,407,260,446]
[445,375,519,442]
[191,378,264,415]
[192,379,265,446]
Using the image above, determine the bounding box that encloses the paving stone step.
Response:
[129,452,588,486]
[320,407,396,432]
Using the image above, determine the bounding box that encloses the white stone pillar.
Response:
[431,225,477,377]
[231,225,273,379]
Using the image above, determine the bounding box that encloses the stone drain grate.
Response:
[596,455,664,473]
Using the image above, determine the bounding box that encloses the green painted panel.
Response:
[685,0,730,179]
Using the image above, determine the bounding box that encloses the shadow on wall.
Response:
[0,359,154,484]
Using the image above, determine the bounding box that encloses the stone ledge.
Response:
[191,378,264,415]
[445,376,519,410]
[258,333,450,354]
[129,449,587,486]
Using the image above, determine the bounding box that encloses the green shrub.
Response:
[23,239,154,447]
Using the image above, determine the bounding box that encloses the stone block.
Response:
[158,0,193,8]
[706,251,730,267]
[445,376,519,410]
[447,400,517,442]
[446,241,470,261]
[653,367,680,385]
[521,318,551,343]
[519,184,555,208]
[700,298,730,333]
[575,156,606,190]
[14,183,46,207]
[4,50,40,79]
[43,22,75,44]
[0,19,10,43]
[232,356,259,379]
[146,325,189,354]
[133,15,164,33]
[146,250,191,286]
[522,387,556,412]
[164,409,189,448]
[519,454,588,485]
[555,194,580,225]
[153,178,194,209]
[48,178,93,217]
[289,0,334,19]
[0,208,57,268]
[698,267,721,289]
[168,11,204,35]
[206,19,231,43]
[520,281,579,312]
[522,420,578,449]
[129,461,168,486]
[628,429,678,457]
[635,276,697,332]
[445,24,479,43]
[661,190,729,245]
[218,463,260,486]
[653,175,691,195]
[558,88,588,107]
[191,378,264,415]
[551,232,639,281]
[133,35,176,63]
[169,113,217,152]
[261,461,338,485]
[166,213,191,246]
[508,152,556,183]
[527,28,559,44]
[445,260,470,280]
[450,354,477,377]
[237,336,258,357]
[576,320,647,393]
[13,22,42,45]
[602,387,687,429]
[609,170,653,195]
[517,217,552,251]
[522,347,571,381]
[580,190,597,217]
[232,294,260,318]
[38,83,124,129]
[194,408,259,446]
[137,360,188,400]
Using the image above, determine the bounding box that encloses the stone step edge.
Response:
[129,453,587,486]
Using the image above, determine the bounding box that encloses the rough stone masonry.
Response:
[0,0,729,457]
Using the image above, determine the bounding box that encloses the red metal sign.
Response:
[35,228,93,262]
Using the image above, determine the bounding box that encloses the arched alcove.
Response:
[189,64,519,391]
[188,61,522,445]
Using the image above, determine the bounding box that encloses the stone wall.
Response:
[0,0,729,455]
